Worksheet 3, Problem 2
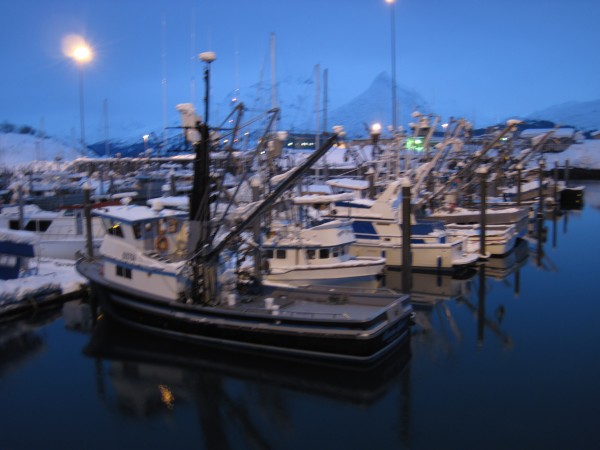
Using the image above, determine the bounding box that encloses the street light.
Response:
[385,0,397,132]
[65,36,93,153]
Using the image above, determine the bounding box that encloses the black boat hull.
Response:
[80,261,413,365]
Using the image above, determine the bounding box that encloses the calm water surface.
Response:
[2,182,600,450]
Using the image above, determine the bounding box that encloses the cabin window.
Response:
[133,223,142,239]
[319,249,330,259]
[167,219,178,234]
[276,249,286,259]
[14,220,52,233]
[332,247,339,257]
[265,250,274,259]
[307,249,316,260]
[116,265,132,279]
[0,255,17,267]
[108,224,124,238]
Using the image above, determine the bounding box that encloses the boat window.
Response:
[116,265,132,279]
[24,220,52,233]
[108,224,124,238]
[167,219,178,234]
[319,249,329,259]
[133,223,142,239]
[8,220,19,230]
[0,255,17,267]
[332,247,339,257]
[307,249,316,260]
[265,250,274,259]
[276,249,286,259]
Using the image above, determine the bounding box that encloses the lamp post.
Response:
[385,0,397,131]
[69,42,93,154]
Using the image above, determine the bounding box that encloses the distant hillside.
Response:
[0,132,80,168]
[528,99,600,130]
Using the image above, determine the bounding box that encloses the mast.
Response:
[190,8,196,107]
[161,15,168,149]
[314,64,321,150]
[189,51,217,304]
[270,33,279,125]
[103,99,110,158]
[322,68,328,137]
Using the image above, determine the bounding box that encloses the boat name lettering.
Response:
[122,252,136,262]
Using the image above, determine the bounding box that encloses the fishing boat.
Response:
[0,204,105,260]
[77,99,413,364]
[325,179,478,272]
[260,219,385,286]
[443,223,518,256]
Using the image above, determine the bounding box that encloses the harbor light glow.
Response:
[62,34,93,64]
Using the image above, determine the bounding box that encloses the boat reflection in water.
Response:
[0,313,54,376]
[381,241,526,354]
[83,316,413,448]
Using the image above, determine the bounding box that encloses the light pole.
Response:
[386,0,398,132]
[68,40,93,153]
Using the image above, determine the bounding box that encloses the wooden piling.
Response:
[401,179,412,294]
[477,166,488,257]
[83,184,94,258]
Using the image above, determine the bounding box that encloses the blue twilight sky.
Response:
[1,0,599,143]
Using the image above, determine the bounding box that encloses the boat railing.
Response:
[240,306,352,320]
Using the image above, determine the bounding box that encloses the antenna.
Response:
[233,35,240,106]
[315,64,320,149]
[323,68,328,135]
[190,7,196,106]
[270,33,278,113]
[161,15,168,149]
[103,98,110,158]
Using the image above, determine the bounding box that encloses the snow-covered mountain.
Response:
[528,99,600,130]
[4,73,600,160]
[325,72,430,138]
[0,132,82,169]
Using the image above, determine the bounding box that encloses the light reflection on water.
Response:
[1,182,599,449]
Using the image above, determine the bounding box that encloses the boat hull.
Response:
[350,241,478,272]
[78,260,413,365]
[265,257,384,284]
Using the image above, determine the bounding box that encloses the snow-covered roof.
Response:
[93,204,187,222]
[326,178,369,190]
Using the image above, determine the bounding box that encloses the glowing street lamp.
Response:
[385,0,398,132]
[143,134,149,153]
[64,36,93,153]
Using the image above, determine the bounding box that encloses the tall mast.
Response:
[103,98,110,158]
[161,15,168,149]
[322,68,328,136]
[314,64,321,150]
[270,33,278,118]
[190,8,196,107]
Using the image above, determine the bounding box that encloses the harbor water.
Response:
[1,182,600,449]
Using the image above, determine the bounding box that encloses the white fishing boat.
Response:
[426,204,531,238]
[443,223,518,256]
[325,180,478,272]
[261,219,385,286]
[0,204,104,260]
[77,114,413,364]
